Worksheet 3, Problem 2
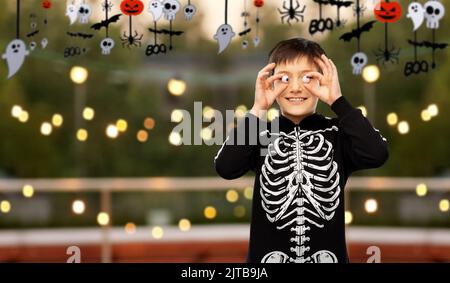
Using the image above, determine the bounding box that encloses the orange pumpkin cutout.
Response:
[120,0,144,16]
[253,0,264,8]
[374,1,402,23]
[42,0,52,9]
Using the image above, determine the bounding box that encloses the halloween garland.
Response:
[239,0,252,49]
[278,0,306,25]
[2,0,29,79]
[183,0,196,21]
[404,0,447,76]
[64,0,93,58]
[253,0,263,47]
[120,0,144,48]
[146,0,184,54]
[373,0,402,66]
[340,0,376,75]
[214,0,235,54]
[91,0,122,55]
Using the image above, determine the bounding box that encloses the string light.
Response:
[427,104,438,117]
[386,112,398,126]
[226,189,239,203]
[70,66,88,84]
[421,109,431,122]
[167,78,186,96]
[204,206,217,219]
[168,131,182,146]
[11,105,22,118]
[345,211,353,225]
[76,129,88,142]
[137,130,148,142]
[235,105,247,118]
[124,222,136,234]
[362,65,380,83]
[116,119,128,132]
[22,184,34,198]
[357,106,367,117]
[152,226,164,239]
[416,183,427,197]
[106,124,119,138]
[40,122,52,136]
[0,200,11,213]
[397,121,409,135]
[143,118,155,130]
[97,212,110,226]
[200,127,213,141]
[439,199,449,212]
[72,200,85,215]
[233,205,246,218]
[171,109,184,123]
[83,107,95,121]
[244,186,253,200]
[178,219,191,232]
[365,198,378,214]
[52,114,63,127]
[18,111,29,123]
[267,108,279,121]
[202,106,215,120]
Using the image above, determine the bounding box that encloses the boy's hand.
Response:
[250,62,288,117]
[303,54,343,106]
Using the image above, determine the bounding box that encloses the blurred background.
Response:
[0,0,449,262]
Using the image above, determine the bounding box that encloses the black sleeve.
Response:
[331,96,389,173]
[214,113,260,180]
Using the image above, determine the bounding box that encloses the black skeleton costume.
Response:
[214,96,388,263]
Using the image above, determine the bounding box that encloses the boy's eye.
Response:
[302,75,311,84]
[281,75,289,83]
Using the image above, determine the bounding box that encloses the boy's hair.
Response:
[268,37,326,73]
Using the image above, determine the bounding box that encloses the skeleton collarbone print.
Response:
[259,118,340,263]
[214,96,389,263]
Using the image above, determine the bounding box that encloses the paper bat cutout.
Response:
[238,28,252,37]
[26,30,40,37]
[339,20,375,42]
[66,32,94,39]
[407,40,448,50]
[90,14,122,30]
[329,0,352,8]
[147,28,184,36]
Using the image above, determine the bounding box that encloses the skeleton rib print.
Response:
[259,125,340,263]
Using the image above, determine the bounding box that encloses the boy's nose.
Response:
[290,77,303,93]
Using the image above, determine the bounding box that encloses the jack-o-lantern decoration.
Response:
[253,0,264,8]
[42,0,52,9]
[374,0,402,23]
[120,0,144,16]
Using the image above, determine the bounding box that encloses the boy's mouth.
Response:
[285,96,308,104]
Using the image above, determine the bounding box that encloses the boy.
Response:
[214,38,389,263]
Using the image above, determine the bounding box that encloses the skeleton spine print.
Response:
[259,126,340,263]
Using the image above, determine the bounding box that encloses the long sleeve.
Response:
[214,113,260,180]
[331,96,389,173]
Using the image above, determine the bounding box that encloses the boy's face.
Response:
[273,56,320,121]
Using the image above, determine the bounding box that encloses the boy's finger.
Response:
[314,57,329,79]
[321,54,333,76]
[266,73,285,84]
[259,62,276,74]
[304,72,324,82]
[257,71,270,82]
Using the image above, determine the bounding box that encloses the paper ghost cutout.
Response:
[66,3,78,25]
[2,39,29,79]
[213,24,235,54]
[407,2,425,31]
[148,0,163,21]
[41,38,48,49]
